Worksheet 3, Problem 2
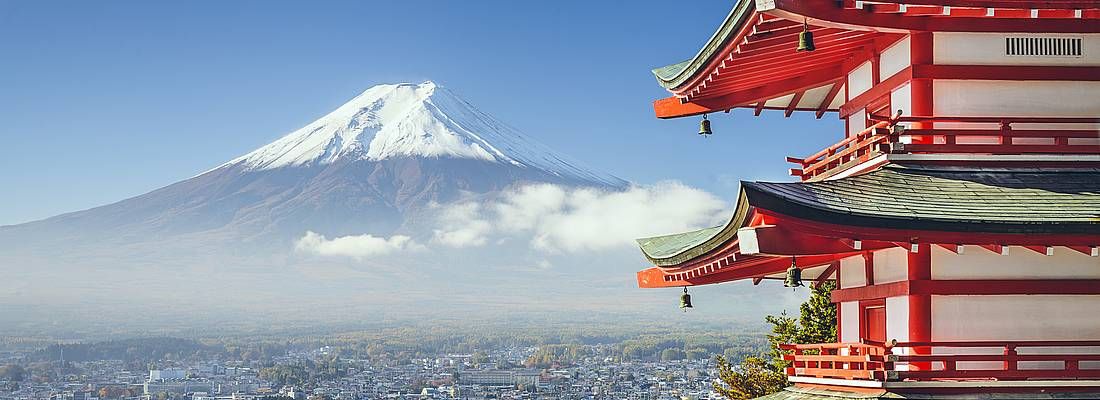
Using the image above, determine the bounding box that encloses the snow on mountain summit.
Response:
[227,81,624,186]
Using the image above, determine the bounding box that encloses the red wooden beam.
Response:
[936,244,965,254]
[869,0,1100,9]
[901,143,1100,154]
[817,82,844,119]
[709,51,856,85]
[764,0,1100,33]
[832,281,909,302]
[636,253,848,288]
[912,64,1100,81]
[839,66,912,117]
[755,209,1100,247]
[784,91,806,117]
[738,29,872,54]
[1069,246,1100,257]
[815,261,840,288]
[832,279,1100,302]
[654,68,844,118]
[1023,245,1056,256]
[738,224,898,256]
[739,27,849,53]
[979,244,1011,255]
[754,101,766,116]
[698,62,854,97]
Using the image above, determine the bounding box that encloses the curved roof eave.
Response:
[652,0,757,91]
[636,188,753,267]
[637,165,1100,268]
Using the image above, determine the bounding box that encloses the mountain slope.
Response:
[226,81,621,186]
[1,81,626,250]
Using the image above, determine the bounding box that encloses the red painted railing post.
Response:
[1004,345,1018,371]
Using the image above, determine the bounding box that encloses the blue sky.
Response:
[0,1,842,226]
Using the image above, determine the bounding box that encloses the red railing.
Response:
[787,115,1100,181]
[781,340,1100,383]
[780,341,896,381]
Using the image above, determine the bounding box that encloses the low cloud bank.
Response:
[295,231,422,260]
[434,182,727,253]
[295,181,727,260]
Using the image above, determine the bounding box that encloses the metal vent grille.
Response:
[1005,37,1083,57]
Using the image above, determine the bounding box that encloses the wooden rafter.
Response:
[817,82,844,119]
[784,91,806,117]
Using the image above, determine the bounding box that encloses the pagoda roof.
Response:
[651,0,1100,119]
[638,166,1100,267]
[651,0,756,91]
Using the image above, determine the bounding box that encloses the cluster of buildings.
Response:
[0,344,729,400]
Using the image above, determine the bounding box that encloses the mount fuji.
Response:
[2,81,625,253]
[0,81,644,324]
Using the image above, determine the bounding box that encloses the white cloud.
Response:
[431,182,727,253]
[295,231,422,260]
[431,202,493,248]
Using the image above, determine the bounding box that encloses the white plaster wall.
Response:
[933,80,1100,131]
[890,82,912,117]
[885,296,911,343]
[934,33,1100,66]
[847,61,874,99]
[840,301,860,343]
[880,36,911,81]
[934,80,1100,118]
[885,296,911,370]
[846,108,867,137]
[933,295,1100,370]
[839,254,866,289]
[873,247,909,284]
[932,246,1100,279]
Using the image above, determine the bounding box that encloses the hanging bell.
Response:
[784,258,804,288]
[797,21,816,52]
[698,114,712,136]
[679,287,693,310]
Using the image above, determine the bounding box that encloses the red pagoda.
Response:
[636,0,1100,397]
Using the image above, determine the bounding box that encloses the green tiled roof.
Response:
[636,166,1100,267]
[746,166,1100,233]
[636,226,722,260]
[652,0,756,90]
[637,191,752,267]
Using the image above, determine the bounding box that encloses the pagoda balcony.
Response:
[781,340,1100,391]
[787,115,1100,181]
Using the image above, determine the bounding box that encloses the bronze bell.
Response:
[679,287,693,310]
[784,258,804,288]
[797,21,816,52]
[698,115,712,136]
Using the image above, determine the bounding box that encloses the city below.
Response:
[0,328,765,400]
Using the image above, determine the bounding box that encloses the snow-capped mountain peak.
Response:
[226,81,622,186]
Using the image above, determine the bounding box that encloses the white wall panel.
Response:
[841,301,860,343]
[880,36,911,80]
[873,247,908,284]
[847,61,874,99]
[839,254,866,289]
[934,32,1100,66]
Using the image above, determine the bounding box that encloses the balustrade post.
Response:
[1003,345,1018,371]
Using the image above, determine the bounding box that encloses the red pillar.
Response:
[908,244,932,370]
[910,32,934,144]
